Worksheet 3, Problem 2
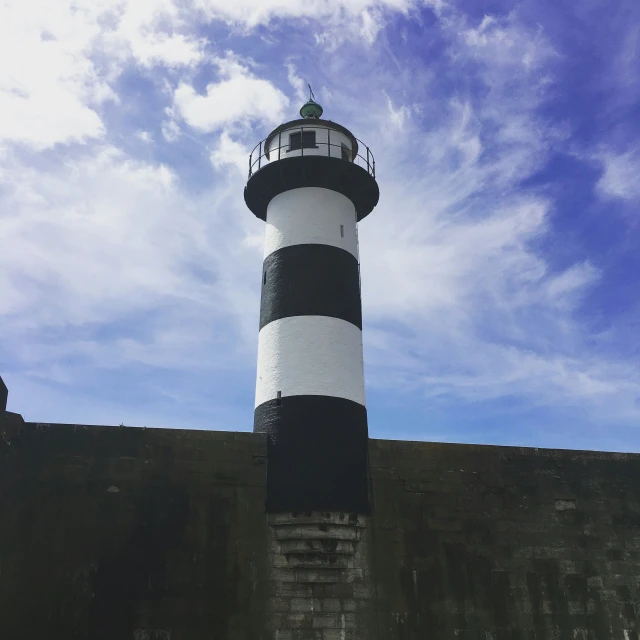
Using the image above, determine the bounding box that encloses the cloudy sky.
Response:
[1,0,639,451]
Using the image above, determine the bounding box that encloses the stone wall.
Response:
[2,421,640,639]
[263,512,375,639]
[0,421,269,639]
[369,439,640,640]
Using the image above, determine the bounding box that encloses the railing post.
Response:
[259,140,262,170]
[328,127,331,159]
[366,147,370,173]
[301,126,304,157]
[278,132,281,161]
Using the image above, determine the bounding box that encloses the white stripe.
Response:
[264,188,358,259]
[255,316,365,408]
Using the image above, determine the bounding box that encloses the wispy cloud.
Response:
[1,0,640,447]
[597,149,640,202]
[351,5,640,428]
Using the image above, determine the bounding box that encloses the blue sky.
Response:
[1,0,639,451]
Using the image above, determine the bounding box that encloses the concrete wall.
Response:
[2,421,640,639]
[262,512,376,639]
[369,439,640,640]
[0,421,270,640]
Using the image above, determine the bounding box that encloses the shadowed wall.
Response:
[0,422,269,640]
[369,439,640,640]
[1,421,639,639]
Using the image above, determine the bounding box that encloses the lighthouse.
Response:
[244,95,379,514]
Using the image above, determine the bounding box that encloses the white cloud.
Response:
[1,147,182,322]
[210,132,250,174]
[161,113,182,142]
[361,194,552,322]
[461,13,557,72]
[98,0,206,69]
[344,9,640,422]
[0,87,105,151]
[135,130,153,143]
[383,91,412,131]
[0,143,263,377]
[286,64,307,103]
[0,0,205,151]
[0,1,106,149]
[191,0,445,47]
[0,0,425,151]
[373,332,640,417]
[126,32,205,67]
[597,150,640,201]
[174,54,289,132]
[195,0,420,29]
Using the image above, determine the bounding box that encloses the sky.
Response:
[1,0,639,451]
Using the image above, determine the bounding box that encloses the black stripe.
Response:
[244,155,379,221]
[254,395,370,514]
[260,244,362,330]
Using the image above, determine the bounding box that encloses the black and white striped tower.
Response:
[244,96,379,513]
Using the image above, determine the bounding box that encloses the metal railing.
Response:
[247,124,376,180]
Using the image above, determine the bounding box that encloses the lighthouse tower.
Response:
[244,96,379,514]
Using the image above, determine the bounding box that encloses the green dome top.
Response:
[300,98,323,119]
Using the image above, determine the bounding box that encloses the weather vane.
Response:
[308,84,316,101]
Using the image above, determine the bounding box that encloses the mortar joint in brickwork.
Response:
[265,512,374,638]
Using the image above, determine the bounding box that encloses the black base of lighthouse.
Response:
[255,395,370,514]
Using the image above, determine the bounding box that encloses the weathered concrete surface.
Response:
[264,512,375,639]
[0,374,24,429]
[3,421,640,639]
[0,422,269,640]
[369,439,640,640]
